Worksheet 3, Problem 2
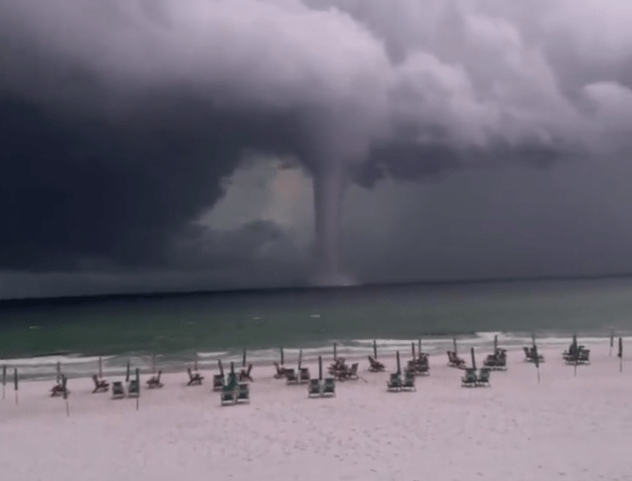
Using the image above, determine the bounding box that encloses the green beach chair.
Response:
[212,374,225,391]
[111,381,125,399]
[461,368,477,387]
[308,379,322,397]
[128,379,140,397]
[402,371,416,391]
[236,383,250,404]
[322,377,335,397]
[476,368,491,387]
[220,377,238,405]
[387,372,402,391]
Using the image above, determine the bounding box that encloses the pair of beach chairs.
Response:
[407,356,430,376]
[461,368,490,387]
[523,346,545,363]
[387,371,416,392]
[50,376,70,397]
[330,363,359,381]
[307,378,336,397]
[563,346,590,364]
[213,364,254,391]
[368,356,385,372]
[483,349,507,371]
[286,367,310,385]
[111,379,140,399]
[447,351,466,369]
[220,375,250,405]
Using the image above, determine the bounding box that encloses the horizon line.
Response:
[1,271,632,308]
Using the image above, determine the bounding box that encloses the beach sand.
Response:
[1,345,632,481]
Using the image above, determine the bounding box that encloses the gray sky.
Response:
[2,0,632,299]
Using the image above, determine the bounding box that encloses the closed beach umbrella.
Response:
[62,374,68,400]
[298,349,303,371]
[533,344,540,383]
[318,355,323,380]
[98,357,103,378]
[453,338,457,354]
[494,335,498,355]
[126,360,131,383]
[418,338,422,354]
[412,342,416,360]
[230,362,235,378]
[218,359,224,377]
[396,351,401,374]
[2,365,6,400]
[14,368,18,405]
[572,333,578,353]
[333,343,337,361]
[471,347,476,370]
[280,347,284,365]
[242,349,247,368]
[56,361,61,384]
[194,353,198,371]
[619,337,624,373]
[373,340,377,359]
[135,368,140,411]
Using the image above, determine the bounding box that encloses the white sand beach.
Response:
[2,344,632,481]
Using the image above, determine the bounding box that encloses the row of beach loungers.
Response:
[45,338,598,405]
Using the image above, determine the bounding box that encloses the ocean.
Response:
[1,277,632,380]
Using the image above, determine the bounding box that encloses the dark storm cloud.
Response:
[1,0,632,280]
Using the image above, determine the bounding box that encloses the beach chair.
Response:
[187,368,204,386]
[239,364,253,382]
[322,377,335,397]
[146,371,163,389]
[236,383,250,404]
[128,379,140,397]
[299,368,310,384]
[50,382,70,397]
[524,346,544,363]
[447,351,466,369]
[402,371,416,391]
[461,368,477,387]
[111,381,125,399]
[285,369,299,385]
[476,368,491,387]
[92,374,109,393]
[578,349,590,364]
[273,362,290,379]
[220,376,238,405]
[212,374,225,391]
[387,372,402,391]
[368,356,385,372]
[308,379,322,397]
[346,363,359,380]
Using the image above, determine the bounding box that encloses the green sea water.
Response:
[2,277,632,359]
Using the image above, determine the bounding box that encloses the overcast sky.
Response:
[2,0,632,299]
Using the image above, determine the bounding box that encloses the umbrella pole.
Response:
[280,347,284,365]
[135,368,140,411]
[373,340,377,360]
